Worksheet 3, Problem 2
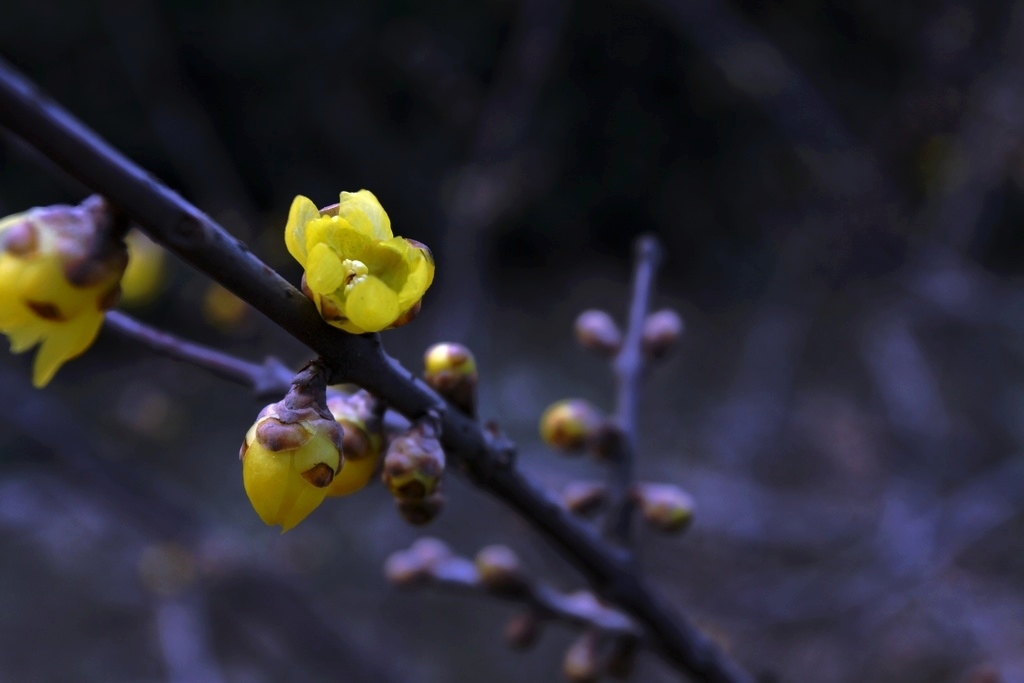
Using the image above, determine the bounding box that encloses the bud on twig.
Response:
[407,536,453,569]
[383,550,429,586]
[563,630,604,683]
[641,308,684,359]
[239,363,344,532]
[574,309,622,356]
[383,421,445,501]
[633,483,695,533]
[423,342,478,416]
[326,389,385,497]
[475,545,527,593]
[539,399,603,453]
[396,492,445,526]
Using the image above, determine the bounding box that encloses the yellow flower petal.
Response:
[337,190,392,240]
[344,275,400,332]
[397,245,435,311]
[284,195,321,265]
[326,453,378,497]
[31,312,103,388]
[305,243,347,295]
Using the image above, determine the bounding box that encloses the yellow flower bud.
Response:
[285,190,434,334]
[423,342,478,416]
[0,196,127,387]
[633,483,695,533]
[539,399,603,453]
[324,389,384,497]
[239,365,344,532]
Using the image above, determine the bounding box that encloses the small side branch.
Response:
[604,235,662,546]
[104,310,292,398]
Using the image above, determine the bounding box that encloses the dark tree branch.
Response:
[0,57,753,683]
[604,235,662,547]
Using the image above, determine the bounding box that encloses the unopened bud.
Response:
[574,309,622,355]
[383,550,428,586]
[475,545,526,593]
[633,483,695,533]
[539,399,603,453]
[561,481,609,516]
[641,309,684,359]
[326,389,384,497]
[240,364,344,532]
[408,537,453,569]
[383,423,445,501]
[563,631,603,683]
[397,491,445,526]
[423,342,478,416]
[505,612,543,650]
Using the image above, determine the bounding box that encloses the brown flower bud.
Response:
[382,422,445,501]
[641,308,684,359]
[574,309,622,355]
[396,492,445,526]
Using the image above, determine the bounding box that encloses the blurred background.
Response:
[2,0,1024,681]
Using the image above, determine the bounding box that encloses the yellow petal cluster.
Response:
[0,200,127,387]
[285,190,434,334]
[240,404,344,532]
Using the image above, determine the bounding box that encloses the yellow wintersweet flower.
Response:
[285,190,434,334]
[239,365,345,532]
[0,198,127,387]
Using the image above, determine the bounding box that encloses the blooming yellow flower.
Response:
[0,198,127,388]
[240,401,344,533]
[285,190,434,334]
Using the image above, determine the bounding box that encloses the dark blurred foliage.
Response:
[2,0,1024,682]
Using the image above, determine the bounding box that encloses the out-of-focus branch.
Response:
[104,310,293,398]
[604,236,662,547]
[0,57,753,683]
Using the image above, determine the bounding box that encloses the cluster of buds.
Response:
[382,419,446,525]
[239,363,345,532]
[0,196,128,387]
[574,307,684,361]
[384,539,641,680]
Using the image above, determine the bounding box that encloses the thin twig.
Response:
[604,235,662,547]
[105,310,292,397]
[0,57,754,683]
